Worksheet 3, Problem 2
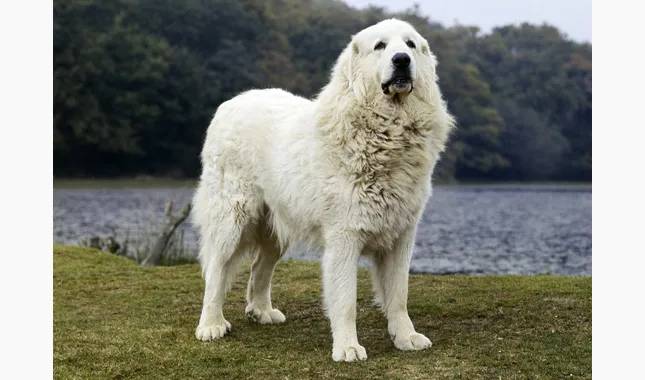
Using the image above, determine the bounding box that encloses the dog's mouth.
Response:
[381,76,413,95]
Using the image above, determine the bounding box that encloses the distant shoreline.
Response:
[53,177,592,189]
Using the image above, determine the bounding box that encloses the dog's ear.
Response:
[420,39,430,55]
[328,35,372,101]
[413,36,443,105]
[347,37,369,99]
[420,37,437,64]
[351,38,359,55]
[334,37,355,79]
[419,36,438,77]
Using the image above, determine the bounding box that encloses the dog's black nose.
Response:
[392,53,410,68]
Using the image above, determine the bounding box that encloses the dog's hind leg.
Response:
[369,260,386,308]
[193,174,261,341]
[195,239,240,340]
[245,220,286,324]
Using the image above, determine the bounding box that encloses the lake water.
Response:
[53,183,591,275]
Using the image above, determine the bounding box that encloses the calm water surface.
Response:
[53,183,591,275]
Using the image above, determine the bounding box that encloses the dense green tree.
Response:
[469,24,592,180]
[54,1,173,175]
[53,0,591,181]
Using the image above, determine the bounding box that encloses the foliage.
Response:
[469,24,592,180]
[54,246,591,378]
[54,0,591,181]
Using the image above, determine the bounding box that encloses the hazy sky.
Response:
[344,0,591,42]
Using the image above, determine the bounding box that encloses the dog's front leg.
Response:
[378,226,432,351]
[322,231,367,362]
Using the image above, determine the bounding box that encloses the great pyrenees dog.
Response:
[193,19,454,362]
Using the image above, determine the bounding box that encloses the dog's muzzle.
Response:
[382,73,413,95]
[382,53,413,95]
[382,76,413,95]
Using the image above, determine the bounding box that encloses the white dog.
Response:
[192,18,454,362]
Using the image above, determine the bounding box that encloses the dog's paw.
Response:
[245,305,286,324]
[393,331,432,351]
[195,319,232,341]
[332,343,367,362]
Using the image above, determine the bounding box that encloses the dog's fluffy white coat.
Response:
[193,19,454,362]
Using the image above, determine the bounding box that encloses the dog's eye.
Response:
[374,41,386,50]
[406,40,416,49]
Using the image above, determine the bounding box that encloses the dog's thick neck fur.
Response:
[314,44,454,179]
[311,47,454,249]
[314,43,454,159]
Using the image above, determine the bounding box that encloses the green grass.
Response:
[54,246,591,379]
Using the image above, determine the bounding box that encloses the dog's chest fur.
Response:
[329,101,433,249]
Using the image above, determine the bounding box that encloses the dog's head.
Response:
[334,19,438,101]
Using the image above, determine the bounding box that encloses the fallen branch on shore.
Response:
[141,201,191,267]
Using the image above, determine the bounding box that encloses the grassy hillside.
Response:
[54,246,591,379]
